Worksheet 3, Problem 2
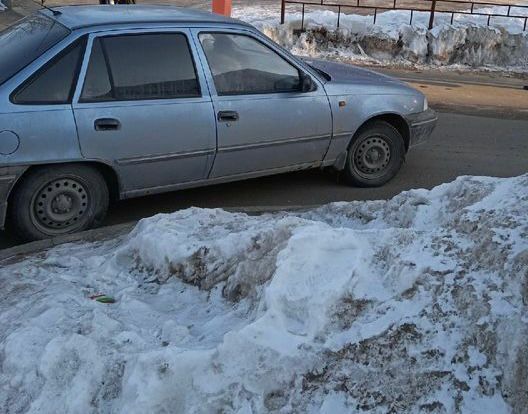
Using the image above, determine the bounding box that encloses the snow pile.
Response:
[233,5,528,71]
[1,175,528,413]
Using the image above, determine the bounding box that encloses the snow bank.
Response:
[232,6,528,72]
[1,175,528,413]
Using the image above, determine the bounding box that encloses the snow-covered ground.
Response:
[232,5,528,72]
[1,174,527,413]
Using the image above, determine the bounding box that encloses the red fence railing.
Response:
[280,0,528,31]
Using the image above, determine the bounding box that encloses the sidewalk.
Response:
[406,79,528,120]
[373,67,528,120]
[1,0,527,119]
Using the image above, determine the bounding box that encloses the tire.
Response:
[344,120,405,188]
[8,165,109,242]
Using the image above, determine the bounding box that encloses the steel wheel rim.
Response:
[30,177,90,235]
[353,135,392,179]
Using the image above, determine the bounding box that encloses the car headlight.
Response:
[423,97,428,111]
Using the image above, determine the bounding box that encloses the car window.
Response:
[12,37,85,104]
[199,32,301,96]
[80,38,111,101]
[0,13,70,86]
[80,33,200,102]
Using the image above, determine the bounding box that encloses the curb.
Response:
[0,222,135,264]
[0,204,319,263]
[225,204,318,214]
[430,103,528,121]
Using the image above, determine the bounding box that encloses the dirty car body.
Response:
[0,5,437,240]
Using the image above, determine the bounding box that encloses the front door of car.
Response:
[192,29,332,178]
[72,29,216,194]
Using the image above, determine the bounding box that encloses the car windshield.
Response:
[0,13,70,85]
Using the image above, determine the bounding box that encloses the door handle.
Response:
[217,111,239,122]
[94,118,121,131]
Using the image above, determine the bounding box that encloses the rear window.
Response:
[12,37,86,104]
[0,13,70,85]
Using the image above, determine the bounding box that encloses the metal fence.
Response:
[280,0,528,31]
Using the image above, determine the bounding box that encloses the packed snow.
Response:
[233,5,528,72]
[1,174,528,413]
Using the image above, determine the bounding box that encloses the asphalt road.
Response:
[0,111,527,249]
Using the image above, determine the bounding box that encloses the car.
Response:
[0,5,437,241]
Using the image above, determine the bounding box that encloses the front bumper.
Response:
[406,108,438,148]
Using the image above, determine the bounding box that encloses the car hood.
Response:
[303,58,403,86]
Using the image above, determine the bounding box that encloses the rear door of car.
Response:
[191,28,332,178]
[72,28,216,195]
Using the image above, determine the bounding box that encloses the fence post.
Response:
[281,0,286,24]
[428,0,437,30]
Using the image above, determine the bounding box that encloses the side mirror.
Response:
[300,73,315,93]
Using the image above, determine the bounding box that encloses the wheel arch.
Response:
[351,112,411,152]
[7,161,121,211]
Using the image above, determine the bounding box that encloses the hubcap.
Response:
[354,136,391,177]
[31,178,89,234]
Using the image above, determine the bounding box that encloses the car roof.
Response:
[40,5,250,30]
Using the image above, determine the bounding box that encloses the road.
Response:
[1,111,527,249]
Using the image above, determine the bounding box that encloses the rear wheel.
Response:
[344,120,405,187]
[9,165,109,241]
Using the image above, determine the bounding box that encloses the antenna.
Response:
[33,0,62,16]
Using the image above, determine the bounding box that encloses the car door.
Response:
[192,29,332,178]
[72,29,216,195]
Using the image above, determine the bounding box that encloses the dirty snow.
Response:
[232,5,528,72]
[1,174,528,413]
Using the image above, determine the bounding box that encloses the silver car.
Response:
[0,5,437,240]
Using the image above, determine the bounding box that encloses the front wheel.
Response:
[8,165,109,241]
[344,121,405,187]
